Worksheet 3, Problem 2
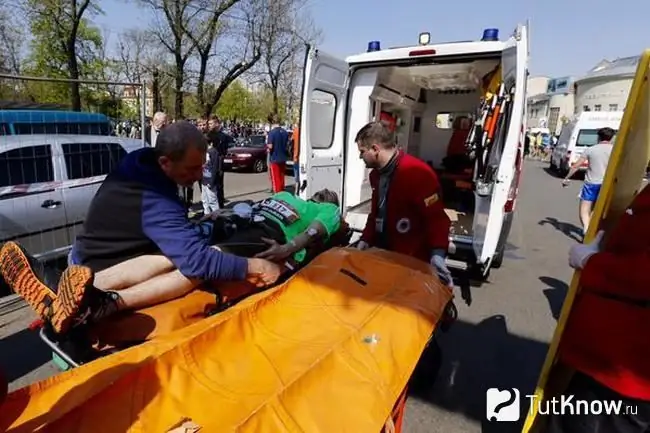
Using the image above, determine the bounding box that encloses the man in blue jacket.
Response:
[0,121,281,334]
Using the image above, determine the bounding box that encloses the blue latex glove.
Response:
[431,249,454,288]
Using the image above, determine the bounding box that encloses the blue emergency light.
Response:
[481,28,499,41]
[367,41,381,52]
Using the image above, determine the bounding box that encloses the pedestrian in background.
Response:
[562,127,615,237]
[206,115,233,208]
[146,111,168,147]
[201,141,221,214]
[266,113,289,193]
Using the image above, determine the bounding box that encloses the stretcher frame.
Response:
[522,50,650,432]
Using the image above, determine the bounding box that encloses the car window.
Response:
[62,142,127,180]
[0,145,55,187]
[247,135,266,147]
[576,129,618,147]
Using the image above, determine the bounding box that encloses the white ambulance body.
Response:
[298,25,529,277]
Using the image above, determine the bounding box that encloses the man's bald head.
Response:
[154,120,207,187]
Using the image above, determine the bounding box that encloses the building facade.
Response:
[545,76,575,135]
[574,56,638,114]
[526,76,550,129]
[526,76,575,135]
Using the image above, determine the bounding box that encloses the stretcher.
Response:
[2,247,455,433]
[522,50,650,432]
[37,206,356,369]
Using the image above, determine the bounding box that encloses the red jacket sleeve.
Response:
[580,187,650,299]
[361,171,378,244]
[411,166,451,252]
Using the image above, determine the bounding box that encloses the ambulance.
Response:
[549,111,624,176]
[297,24,529,278]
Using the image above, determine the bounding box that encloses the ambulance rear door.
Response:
[472,23,529,271]
[298,46,349,201]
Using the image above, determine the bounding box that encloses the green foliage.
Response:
[214,81,288,122]
[16,0,105,110]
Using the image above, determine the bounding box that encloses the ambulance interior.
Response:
[346,56,502,238]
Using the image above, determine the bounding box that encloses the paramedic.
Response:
[544,185,650,432]
[354,121,454,287]
[562,127,614,237]
[0,121,281,335]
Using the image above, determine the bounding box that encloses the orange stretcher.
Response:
[1,247,455,433]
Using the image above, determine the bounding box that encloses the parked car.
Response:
[223,135,268,173]
[0,135,144,262]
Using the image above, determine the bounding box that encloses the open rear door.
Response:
[472,24,528,270]
[298,47,349,201]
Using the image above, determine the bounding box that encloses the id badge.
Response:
[375,217,384,233]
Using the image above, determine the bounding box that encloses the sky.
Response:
[95,0,650,79]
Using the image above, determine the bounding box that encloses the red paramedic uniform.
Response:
[559,185,650,400]
[361,151,450,262]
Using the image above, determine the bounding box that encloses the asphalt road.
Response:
[0,162,582,432]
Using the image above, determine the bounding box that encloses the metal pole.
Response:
[141,82,147,147]
[0,72,140,87]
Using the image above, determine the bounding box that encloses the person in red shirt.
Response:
[354,121,453,286]
[544,185,650,432]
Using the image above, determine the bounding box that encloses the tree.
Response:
[139,0,199,118]
[183,0,264,118]
[116,28,161,85]
[256,0,319,119]
[0,3,23,75]
[24,0,103,111]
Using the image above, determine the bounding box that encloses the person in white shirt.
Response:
[562,127,615,237]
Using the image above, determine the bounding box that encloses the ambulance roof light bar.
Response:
[367,41,381,52]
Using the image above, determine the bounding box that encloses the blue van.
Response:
[0,110,112,136]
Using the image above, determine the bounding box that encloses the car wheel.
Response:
[253,159,266,173]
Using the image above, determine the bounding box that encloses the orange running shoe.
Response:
[0,242,94,334]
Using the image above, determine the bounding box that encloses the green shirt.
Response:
[257,191,341,262]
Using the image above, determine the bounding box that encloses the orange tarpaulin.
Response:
[1,248,452,433]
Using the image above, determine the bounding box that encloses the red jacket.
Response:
[560,185,650,400]
[361,151,450,262]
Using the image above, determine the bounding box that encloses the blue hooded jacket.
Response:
[73,147,247,280]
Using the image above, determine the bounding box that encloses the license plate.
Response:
[223,159,232,163]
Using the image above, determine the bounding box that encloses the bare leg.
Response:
[111,270,201,311]
[93,255,175,291]
[579,200,593,235]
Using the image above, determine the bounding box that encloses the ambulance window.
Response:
[436,113,472,129]
[309,90,336,149]
[0,145,54,187]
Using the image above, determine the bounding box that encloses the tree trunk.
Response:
[174,59,184,119]
[67,41,82,111]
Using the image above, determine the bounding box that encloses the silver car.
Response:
[0,135,144,261]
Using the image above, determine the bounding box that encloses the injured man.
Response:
[0,121,341,336]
